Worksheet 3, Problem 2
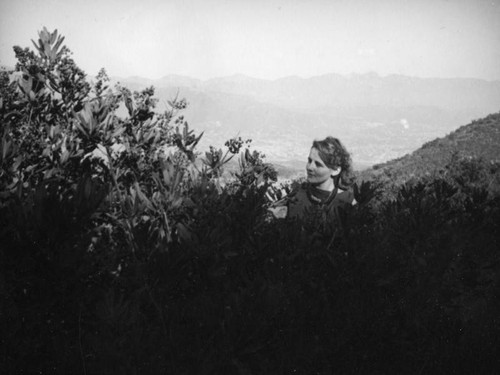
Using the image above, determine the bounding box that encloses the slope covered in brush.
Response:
[360,111,500,192]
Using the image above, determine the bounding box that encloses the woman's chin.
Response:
[308,178,321,185]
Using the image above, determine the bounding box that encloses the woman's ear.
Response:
[330,167,341,177]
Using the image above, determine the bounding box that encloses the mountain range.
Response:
[115,73,500,176]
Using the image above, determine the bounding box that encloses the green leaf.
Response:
[2,138,11,161]
[49,29,57,44]
[12,155,23,171]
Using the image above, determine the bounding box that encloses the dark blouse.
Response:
[286,183,355,234]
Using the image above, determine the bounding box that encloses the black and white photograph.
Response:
[1,0,499,373]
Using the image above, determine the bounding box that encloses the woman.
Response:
[269,137,355,229]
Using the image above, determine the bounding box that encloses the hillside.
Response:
[359,112,500,185]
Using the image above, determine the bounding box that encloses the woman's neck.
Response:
[312,178,335,192]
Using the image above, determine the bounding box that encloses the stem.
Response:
[27,107,33,128]
[78,306,87,375]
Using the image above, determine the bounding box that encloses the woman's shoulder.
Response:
[291,183,354,204]
[337,187,354,199]
[288,182,311,202]
[267,181,306,219]
[277,181,303,199]
[335,187,356,205]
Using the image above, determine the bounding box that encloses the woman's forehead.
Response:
[308,147,323,162]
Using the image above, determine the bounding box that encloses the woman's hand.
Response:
[268,205,288,219]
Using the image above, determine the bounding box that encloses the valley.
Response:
[115,73,500,175]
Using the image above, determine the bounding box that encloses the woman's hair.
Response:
[312,136,354,189]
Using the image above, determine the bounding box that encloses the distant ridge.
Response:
[118,72,500,117]
[117,72,500,84]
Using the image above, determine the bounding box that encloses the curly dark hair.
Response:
[312,136,354,189]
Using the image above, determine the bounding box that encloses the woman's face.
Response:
[306,147,339,187]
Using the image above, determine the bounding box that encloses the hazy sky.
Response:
[1,0,499,81]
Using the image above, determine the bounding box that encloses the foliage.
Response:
[1,28,500,374]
